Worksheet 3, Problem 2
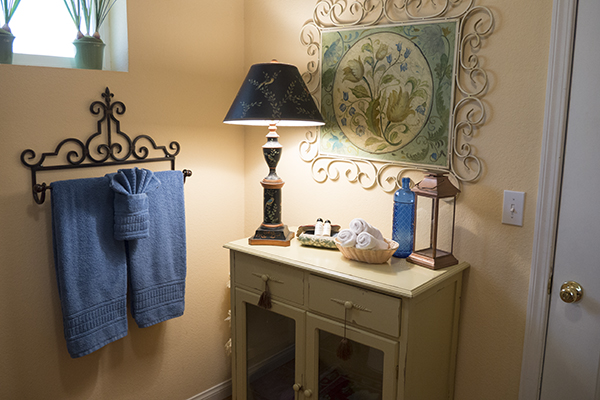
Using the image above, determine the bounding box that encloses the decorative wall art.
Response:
[322,22,456,166]
[299,0,494,192]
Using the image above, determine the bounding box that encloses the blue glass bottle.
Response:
[392,177,415,258]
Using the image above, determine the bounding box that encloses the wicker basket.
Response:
[334,238,399,264]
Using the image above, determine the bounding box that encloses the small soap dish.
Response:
[296,225,340,250]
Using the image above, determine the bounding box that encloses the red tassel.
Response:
[258,280,272,309]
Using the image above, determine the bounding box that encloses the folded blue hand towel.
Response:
[109,168,161,240]
[51,176,128,358]
[125,170,187,327]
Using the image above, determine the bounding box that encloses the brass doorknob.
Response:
[559,281,583,303]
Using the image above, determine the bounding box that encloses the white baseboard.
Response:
[187,380,232,400]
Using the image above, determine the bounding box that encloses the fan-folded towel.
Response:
[51,176,128,358]
[125,170,187,328]
[51,169,187,358]
[109,167,161,240]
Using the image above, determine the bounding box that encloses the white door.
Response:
[539,1,600,398]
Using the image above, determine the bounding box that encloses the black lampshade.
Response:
[223,62,325,127]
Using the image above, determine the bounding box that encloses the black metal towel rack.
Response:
[21,87,192,204]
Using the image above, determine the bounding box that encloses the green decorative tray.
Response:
[296,225,341,250]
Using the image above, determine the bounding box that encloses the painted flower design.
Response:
[333,32,433,152]
[386,89,414,123]
[376,44,388,61]
[342,57,364,83]
[322,22,456,165]
[329,134,344,151]
[323,39,343,66]
[419,25,446,55]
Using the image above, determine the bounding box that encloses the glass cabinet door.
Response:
[235,289,306,400]
[306,313,398,400]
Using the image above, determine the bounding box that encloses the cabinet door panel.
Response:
[235,289,306,400]
[306,313,398,400]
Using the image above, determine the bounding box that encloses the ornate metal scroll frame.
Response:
[299,0,494,192]
[21,87,192,204]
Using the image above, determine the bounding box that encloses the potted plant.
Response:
[64,0,117,70]
[0,0,21,64]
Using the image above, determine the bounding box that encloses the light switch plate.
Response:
[502,190,525,226]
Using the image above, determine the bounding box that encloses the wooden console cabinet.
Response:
[225,238,468,400]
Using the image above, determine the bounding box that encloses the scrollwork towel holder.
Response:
[20,87,192,204]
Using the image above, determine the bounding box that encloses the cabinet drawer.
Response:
[308,275,401,337]
[233,252,304,305]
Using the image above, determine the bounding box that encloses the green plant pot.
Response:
[0,33,15,64]
[73,37,105,70]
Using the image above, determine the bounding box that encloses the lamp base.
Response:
[249,224,295,246]
[407,248,458,270]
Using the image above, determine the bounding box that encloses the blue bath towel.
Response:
[125,170,187,327]
[51,176,128,358]
[109,168,161,240]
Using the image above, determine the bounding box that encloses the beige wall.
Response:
[243,1,552,399]
[0,0,554,399]
[0,1,246,399]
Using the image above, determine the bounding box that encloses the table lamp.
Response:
[224,61,325,246]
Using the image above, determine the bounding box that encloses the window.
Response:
[10,0,75,57]
[6,0,128,71]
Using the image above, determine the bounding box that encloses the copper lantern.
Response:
[407,173,460,269]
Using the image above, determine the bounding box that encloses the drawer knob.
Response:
[304,389,313,397]
[251,272,284,284]
[331,298,372,313]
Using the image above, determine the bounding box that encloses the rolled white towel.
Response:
[355,232,389,250]
[349,218,384,241]
[336,229,357,247]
